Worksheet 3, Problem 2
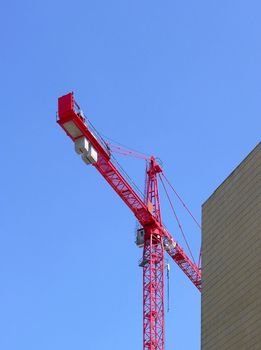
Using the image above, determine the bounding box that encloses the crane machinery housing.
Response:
[57,92,201,350]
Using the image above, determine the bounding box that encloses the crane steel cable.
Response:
[100,133,150,159]
[159,173,196,266]
[161,173,202,267]
[162,172,201,230]
[107,143,150,160]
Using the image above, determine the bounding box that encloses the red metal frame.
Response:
[143,158,164,350]
[143,231,164,350]
[57,92,201,350]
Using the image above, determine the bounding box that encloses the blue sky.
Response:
[0,1,260,349]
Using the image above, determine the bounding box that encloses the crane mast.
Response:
[57,92,201,350]
[142,157,165,349]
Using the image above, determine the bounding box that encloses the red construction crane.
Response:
[57,92,201,350]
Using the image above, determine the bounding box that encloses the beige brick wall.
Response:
[202,142,261,350]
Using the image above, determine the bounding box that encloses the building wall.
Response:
[201,143,261,350]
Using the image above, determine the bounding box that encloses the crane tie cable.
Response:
[159,173,196,266]
[162,172,201,230]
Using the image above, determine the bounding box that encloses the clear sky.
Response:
[0,1,260,349]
